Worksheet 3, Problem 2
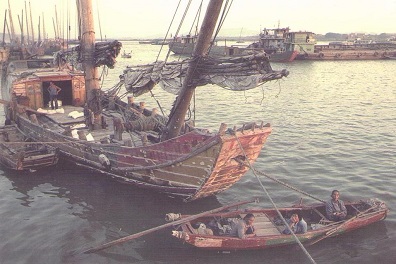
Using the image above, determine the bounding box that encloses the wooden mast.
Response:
[24,1,30,45]
[7,0,15,43]
[79,0,102,129]
[162,0,224,140]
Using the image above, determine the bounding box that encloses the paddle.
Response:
[308,203,379,246]
[82,198,258,254]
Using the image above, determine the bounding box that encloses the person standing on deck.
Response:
[326,190,347,221]
[48,82,62,110]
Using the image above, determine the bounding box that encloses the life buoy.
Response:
[318,53,324,58]
[335,53,341,58]
[374,52,379,56]
[357,52,363,57]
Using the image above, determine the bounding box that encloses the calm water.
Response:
[1,41,395,264]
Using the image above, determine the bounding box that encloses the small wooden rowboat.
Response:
[170,199,388,250]
[0,125,59,171]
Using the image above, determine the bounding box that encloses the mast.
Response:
[2,10,6,46]
[29,1,34,43]
[24,1,30,44]
[163,0,224,140]
[17,12,24,45]
[55,5,59,39]
[37,16,41,43]
[42,13,46,41]
[7,0,15,42]
[52,17,57,39]
[79,0,102,129]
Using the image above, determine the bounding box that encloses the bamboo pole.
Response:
[163,0,224,140]
[83,199,257,254]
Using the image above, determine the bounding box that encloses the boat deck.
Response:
[37,105,149,147]
[241,213,282,236]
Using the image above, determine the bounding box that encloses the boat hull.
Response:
[15,114,271,201]
[0,125,58,171]
[171,200,388,249]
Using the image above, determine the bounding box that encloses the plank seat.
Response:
[241,213,282,236]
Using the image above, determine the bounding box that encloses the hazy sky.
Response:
[4,0,396,39]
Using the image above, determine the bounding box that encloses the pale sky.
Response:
[4,0,396,39]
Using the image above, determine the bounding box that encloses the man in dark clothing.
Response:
[48,82,61,109]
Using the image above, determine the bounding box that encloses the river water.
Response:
[1,41,395,264]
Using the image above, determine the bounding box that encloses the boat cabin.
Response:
[6,59,85,110]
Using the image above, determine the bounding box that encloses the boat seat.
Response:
[241,213,282,236]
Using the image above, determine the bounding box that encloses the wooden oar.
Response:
[308,204,378,246]
[82,198,257,254]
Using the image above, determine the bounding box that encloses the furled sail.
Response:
[123,53,289,96]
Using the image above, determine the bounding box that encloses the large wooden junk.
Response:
[1,0,288,201]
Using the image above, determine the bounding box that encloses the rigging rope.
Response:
[233,134,317,264]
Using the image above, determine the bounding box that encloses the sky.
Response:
[2,0,396,40]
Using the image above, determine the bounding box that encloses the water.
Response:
[1,41,395,263]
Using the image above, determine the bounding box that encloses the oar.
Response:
[308,204,379,246]
[82,198,257,254]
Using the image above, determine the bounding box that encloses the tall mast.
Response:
[163,0,224,140]
[17,12,24,45]
[24,1,30,44]
[2,10,6,46]
[79,0,102,129]
[37,16,41,43]
[29,1,34,43]
[55,5,59,39]
[7,0,15,42]
[42,13,46,41]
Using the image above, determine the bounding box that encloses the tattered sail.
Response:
[123,53,289,96]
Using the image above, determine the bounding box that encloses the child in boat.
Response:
[229,213,256,238]
[283,213,307,234]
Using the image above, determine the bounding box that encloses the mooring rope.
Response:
[233,134,317,264]
[234,158,325,203]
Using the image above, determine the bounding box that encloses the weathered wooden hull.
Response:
[171,200,388,249]
[15,114,271,201]
[0,125,58,171]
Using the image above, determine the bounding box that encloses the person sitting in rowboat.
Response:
[326,190,347,221]
[229,213,256,239]
[283,213,307,234]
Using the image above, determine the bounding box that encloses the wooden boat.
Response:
[1,0,288,201]
[121,50,132,58]
[0,125,58,171]
[170,199,388,250]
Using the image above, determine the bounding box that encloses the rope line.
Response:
[233,134,317,264]
[235,159,325,203]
